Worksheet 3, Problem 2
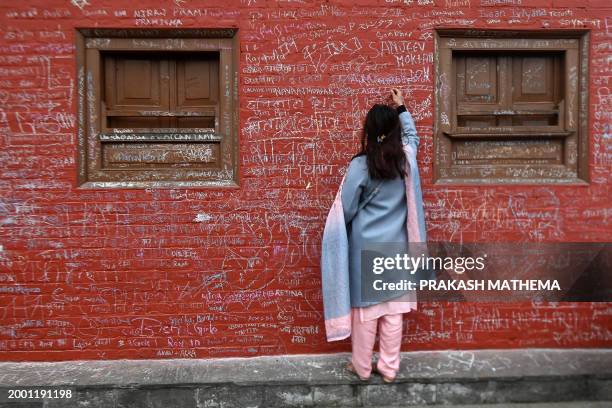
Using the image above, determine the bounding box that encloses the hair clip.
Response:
[377,133,386,143]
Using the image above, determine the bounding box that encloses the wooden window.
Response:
[76,29,239,188]
[434,30,589,184]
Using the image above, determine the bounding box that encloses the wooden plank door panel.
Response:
[104,54,169,111]
[175,53,219,109]
[456,54,499,104]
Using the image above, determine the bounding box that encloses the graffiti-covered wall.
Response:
[0,0,610,361]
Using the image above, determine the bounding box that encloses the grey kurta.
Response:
[341,155,410,307]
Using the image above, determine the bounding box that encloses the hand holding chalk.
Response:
[391,88,404,106]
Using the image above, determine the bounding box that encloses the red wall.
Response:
[0,0,611,361]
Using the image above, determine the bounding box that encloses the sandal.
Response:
[372,362,396,383]
[346,361,370,381]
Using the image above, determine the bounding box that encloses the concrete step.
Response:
[376,404,612,408]
[0,348,610,407]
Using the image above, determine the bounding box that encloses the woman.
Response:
[320,88,428,383]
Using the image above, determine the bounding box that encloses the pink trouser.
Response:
[350,308,403,379]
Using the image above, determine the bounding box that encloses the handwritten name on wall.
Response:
[0,0,610,360]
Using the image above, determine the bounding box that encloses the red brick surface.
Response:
[0,0,610,361]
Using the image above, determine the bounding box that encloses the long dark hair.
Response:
[351,104,407,179]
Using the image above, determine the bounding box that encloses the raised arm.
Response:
[397,105,420,149]
[390,88,419,150]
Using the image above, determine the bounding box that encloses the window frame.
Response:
[75,28,239,189]
[433,29,590,185]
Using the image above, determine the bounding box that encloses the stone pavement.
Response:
[0,348,610,407]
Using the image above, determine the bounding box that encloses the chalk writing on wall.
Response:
[0,1,610,360]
